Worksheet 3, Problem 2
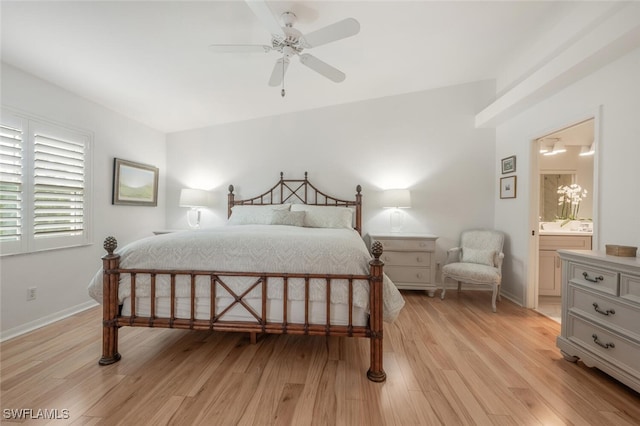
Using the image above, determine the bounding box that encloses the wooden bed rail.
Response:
[99,236,386,382]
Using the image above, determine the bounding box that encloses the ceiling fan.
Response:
[209,0,360,97]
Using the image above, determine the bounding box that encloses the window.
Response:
[0,110,92,255]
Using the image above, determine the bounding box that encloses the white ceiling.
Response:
[2,1,570,133]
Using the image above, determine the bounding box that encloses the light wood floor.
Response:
[2,291,639,425]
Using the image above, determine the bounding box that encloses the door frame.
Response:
[525,107,601,309]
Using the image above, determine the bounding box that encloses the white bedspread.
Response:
[88,225,405,322]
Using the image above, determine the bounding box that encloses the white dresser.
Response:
[369,233,438,297]
[557,249,640,393]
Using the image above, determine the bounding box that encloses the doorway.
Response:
[530,117,597,323]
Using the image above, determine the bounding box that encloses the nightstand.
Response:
[370,233,438,296]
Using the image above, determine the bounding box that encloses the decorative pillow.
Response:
[290,204,353,229]
[461,248,496,266]
[270,210,305,227]
[227,204,291,225]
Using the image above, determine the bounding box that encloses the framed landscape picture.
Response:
[112,158,159,206]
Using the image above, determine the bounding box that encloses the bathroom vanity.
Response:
[539,223,592,296]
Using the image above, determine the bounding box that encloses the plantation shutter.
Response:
[0,123,24,243]
[33,133,85,238]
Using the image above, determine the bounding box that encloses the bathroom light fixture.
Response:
[544,139,566,156]
[179,188,211,228]
[382,189,411,232]
[579,144,595,156]
[538,139,553,154]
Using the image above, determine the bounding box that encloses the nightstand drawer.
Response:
[568,285,640,341]
[376,238,435,252]
[381,251,431,267]
[567,314,640,373]
[386,266,432,284]
[567,262,618,296]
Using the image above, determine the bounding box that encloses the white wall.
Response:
[166,81,497,266]
[495,48,640,304]
[0,64,167,338]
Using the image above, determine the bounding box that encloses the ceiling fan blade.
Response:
[298,54,345,83]
[245,0,285,38]
[209,44,273,53]
[301,18,360,48]
[268,58,289,86]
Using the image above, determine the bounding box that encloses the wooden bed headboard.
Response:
[228,172,363,234]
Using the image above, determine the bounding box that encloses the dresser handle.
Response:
[592,334,615,349]
[592,303,615,316]
[583,272,604,283]
[416,257,423,263]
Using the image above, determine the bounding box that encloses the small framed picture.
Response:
[501,155,516,174]
[500,176,517,199]
[112,158,159,206]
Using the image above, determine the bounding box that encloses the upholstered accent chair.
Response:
[440,230,505,312]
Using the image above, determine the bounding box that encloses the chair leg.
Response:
[491,285,498,313]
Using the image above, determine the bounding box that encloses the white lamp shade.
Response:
[179,188,210,207]
[382,189,411,208]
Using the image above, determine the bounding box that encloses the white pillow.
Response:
[461,248,495,266]
[227,204,290,225]
[270,210,305,227]
[290,204,353,229]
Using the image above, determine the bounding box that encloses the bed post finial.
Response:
[356,184,362,195]
[228,184,234,194]
[103,236,118,255]
[371,240,383,260]
[304,171,308,180]
[280,171,284,180]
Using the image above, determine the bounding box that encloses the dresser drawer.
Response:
[567,261,618,296]
[385,266,432,284]
[376,238,435,252]
[566,314,640,374]
[567,284,640,341]
[381,251,431,267]
[620,274,640,305]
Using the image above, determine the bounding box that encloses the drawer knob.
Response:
[592,302,615,316]
[583,272,604,283]
[416,257,423,263]
[592,334,615,349]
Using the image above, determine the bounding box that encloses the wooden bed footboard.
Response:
[98,237,387,382]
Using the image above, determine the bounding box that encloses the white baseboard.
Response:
[0,300,99,342]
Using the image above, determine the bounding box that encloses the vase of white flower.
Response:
[557,183,588,225]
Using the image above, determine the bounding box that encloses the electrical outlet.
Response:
[27,287,37,301]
